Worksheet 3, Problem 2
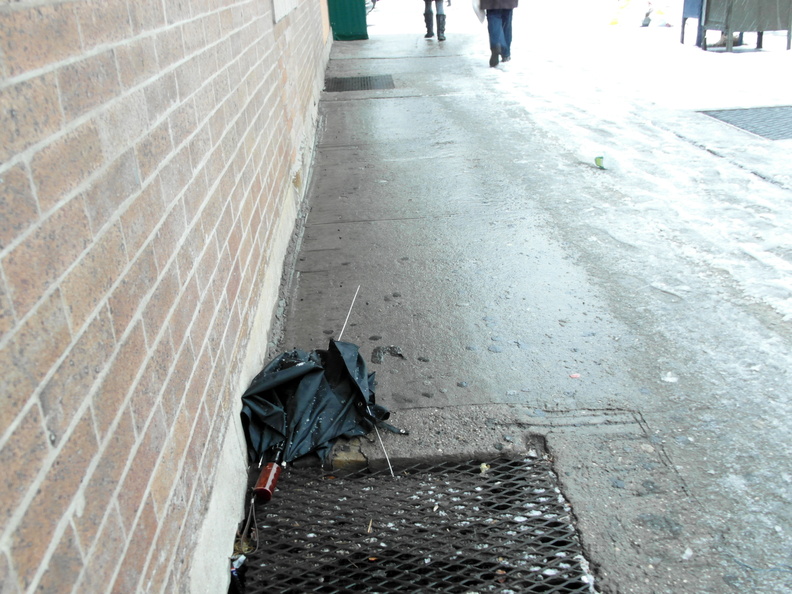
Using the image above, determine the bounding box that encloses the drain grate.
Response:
[242,457,597,593]
[325,75,395,92]
[701,106,792,140]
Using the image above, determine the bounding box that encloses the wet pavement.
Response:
[270,4,792,593]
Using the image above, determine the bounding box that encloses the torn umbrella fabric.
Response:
[240,340,392,465]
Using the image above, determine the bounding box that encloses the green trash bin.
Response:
[327,0,368,40]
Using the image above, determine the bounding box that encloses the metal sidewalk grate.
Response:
[701,106,792,140]
[325,75,395,92]
[242,457,597,593]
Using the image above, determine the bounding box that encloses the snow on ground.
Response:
[368,1,792,320]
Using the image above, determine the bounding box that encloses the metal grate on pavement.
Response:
[701,106,792,140]
[242,456,598,593]
[324,75,395,92]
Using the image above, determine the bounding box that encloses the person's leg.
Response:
[435,0,446,40]
[501,9,513,60]
[486,10,506,66]
[424,0,434,37]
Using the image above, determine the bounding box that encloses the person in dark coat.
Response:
[423,0,449,41]
[480,0,517,66]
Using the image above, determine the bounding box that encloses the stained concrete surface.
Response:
[273,4,792,593]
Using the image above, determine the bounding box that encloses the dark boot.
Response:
[437,14,446,41]
[424,12,434,38]
[489,45,500,67]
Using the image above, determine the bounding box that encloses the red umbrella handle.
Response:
[253,462,282,502]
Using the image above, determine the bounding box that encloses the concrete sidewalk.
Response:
[273,6,792,593]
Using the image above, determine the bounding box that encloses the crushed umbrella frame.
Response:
[239,456,598,593]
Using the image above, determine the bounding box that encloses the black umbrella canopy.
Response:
[240,340,391,465]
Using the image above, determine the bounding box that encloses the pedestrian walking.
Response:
[423,0,449,41]
[480,0,517,67]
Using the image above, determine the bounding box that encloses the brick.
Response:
[142,474,190,592]
[0,163,38,251]
[120,181,165,257]
[111,495,157,594]
[184,348,211,420]
[92,322,146,438]
[244,172,263,225]
[154,27,185,71]
[0,290,71,436]
[164,0,192,25]
[189,297,216,363]
[203,184,227,235]
[143,72,178,122]
[226,260,242,304]
[204,142,226,188]
[75,0,133,50]
[117,416,166,531]
[192,82,216,125]
[74,506,126,593]
[206,308,228,368]
[203,11,223,45]
[58,50,121,120]
[39,305,115,445]
[149,434,179,515]
[35,524,84,594]
[227,215,243,263]
[220,121,240,169]
[61,222,127,331]
[152,202,187,273]
[175,222,204,286]
[180,168,208,225]
[0,405,49,536]
[30,120,103,213]
[202,409,225,482]
[108,245,157,339]
[0,5,81,77]
[199,44,219,80]
[10,410,97,589]
[236,251,254,310]
[181,18,207,56]
[218,6,234,34]
[169,99,197,150]
[128,0,166,33]
[0,73,62,164]
[0,551,21,594]
[168,276,199,351]
[174,55,204,101]
[0,275,14,337]
[184,405,209,493]
[129,336,172,435]
[212,246,232,302]
[117,36,158,90]
[223,298,241,361]
[154,482,187,559]
[142,262,180,346]
[192,235,219,298]
[159,145,193,206]
[213,66,232,107]
[160,340,195,421]
[82,150,140,233]
[95,90,149,156]
[74,410,135,550]
[190,125,212,173]
[135,120,173,183]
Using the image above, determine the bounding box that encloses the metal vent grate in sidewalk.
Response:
[242,457,597,593]
[701,106,792,140]
[325,75,395,92]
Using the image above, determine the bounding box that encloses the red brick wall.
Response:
[0,1,330,591]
